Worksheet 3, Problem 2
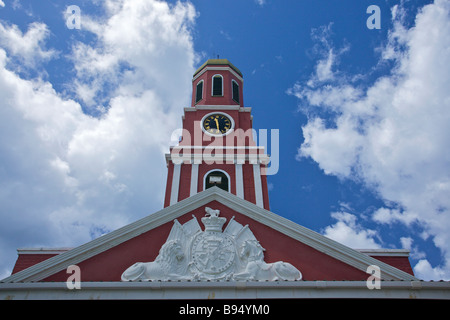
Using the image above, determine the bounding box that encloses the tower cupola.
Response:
[191,59,244,107]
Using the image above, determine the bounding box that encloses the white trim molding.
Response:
[193,66,244,83]
[357,249,411,257]
[184,106,251,112]
[1,281,449,300]
[166,151,270,166]
[16,248,72,255]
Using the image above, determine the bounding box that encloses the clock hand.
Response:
[214,118,220,131]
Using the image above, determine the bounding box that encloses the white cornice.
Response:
[170,146,265,149]
[17,248,73,255]
[1,281,448,300]
[165,152,271,165]
[357,249,411,257]
[1,187,418,283]
[193,66,244,82]
[184,106,251,112]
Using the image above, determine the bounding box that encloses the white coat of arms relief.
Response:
[121,207,302,281]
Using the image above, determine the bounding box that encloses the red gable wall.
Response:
[41,201,375,282]
[12,253,60,275]
[369,256,414,276]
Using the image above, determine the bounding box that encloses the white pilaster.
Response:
[170,164,181,205]
[190,164,199,197]
[253,164,264,208]
[235,164,244,199]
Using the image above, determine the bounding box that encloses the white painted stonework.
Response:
[121,207,302,281]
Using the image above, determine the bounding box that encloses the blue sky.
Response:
[0,0,449,281]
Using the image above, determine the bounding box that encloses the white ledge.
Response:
[1,281,449,300]
[357,249,411,257]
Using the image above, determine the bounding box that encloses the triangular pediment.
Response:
[2,187,417,283]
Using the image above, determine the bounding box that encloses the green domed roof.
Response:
[194,59,243,78]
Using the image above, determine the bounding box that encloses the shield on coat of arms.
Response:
[191,231,236,278]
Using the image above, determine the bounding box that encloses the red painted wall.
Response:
[12,254,60,274]
[369,255,414,276]
[178,163,192,202]
[242,164,256,205]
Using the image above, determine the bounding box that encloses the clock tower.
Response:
[2,60,422,297]
[164,59,270,210]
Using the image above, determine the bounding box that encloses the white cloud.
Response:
[400,236,426,260]
[290,0,450,280]
[69,0,196,111]
[299,116,364,177]
[372,207,417,226]
[414,259,449,281]
[314,49,335,82]
[322,212,381,249]
[0,0,196,279]
[0,22,58,69]
[308,23,350,85]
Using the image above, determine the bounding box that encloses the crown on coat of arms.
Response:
[202,207,226,232]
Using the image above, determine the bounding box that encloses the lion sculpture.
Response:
[233,240,302,281]
[121,240,188,281]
